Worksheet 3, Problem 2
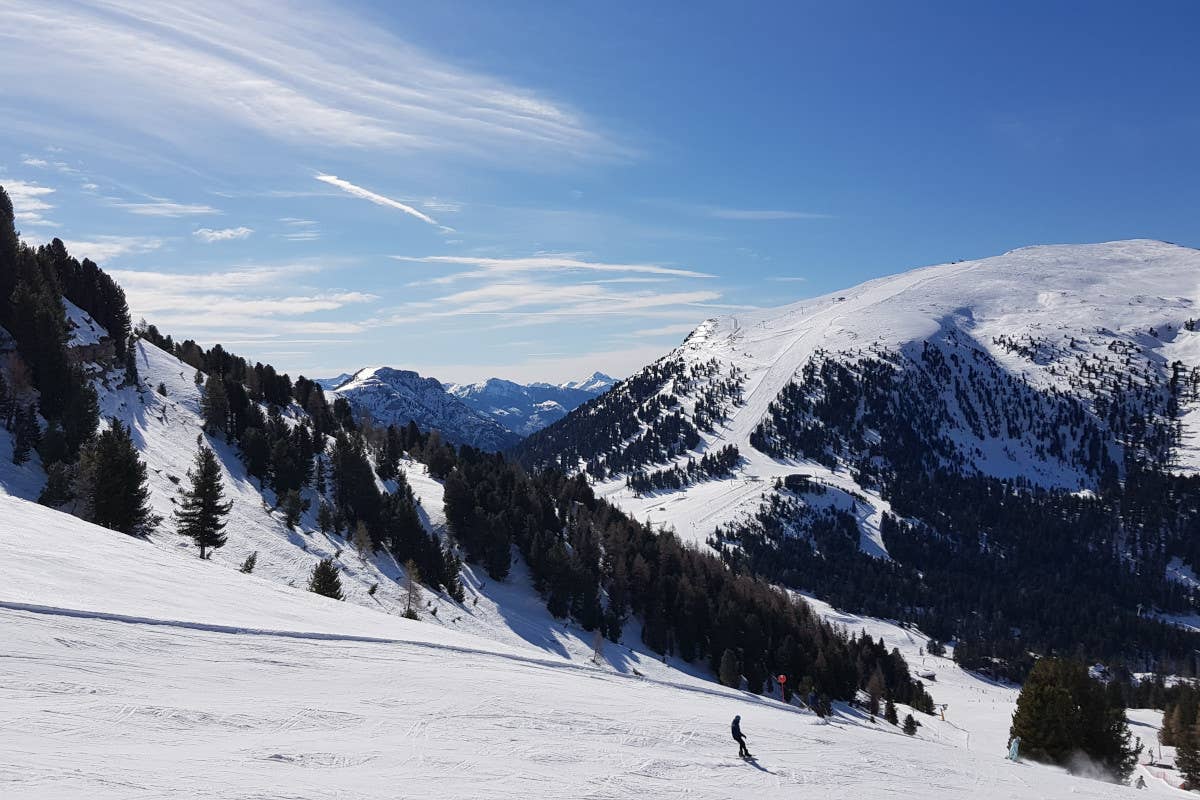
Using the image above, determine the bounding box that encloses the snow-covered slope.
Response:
[523,240,1200,549]
[0,336,696,681]
[445,376,606,436]
[1,491,1167,798]
[329,366,519,450]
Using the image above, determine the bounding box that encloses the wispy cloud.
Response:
[109,264,376,337]
[651,199,833,221]
[3,178,57,226]
[113,199,220,217]
[766,275,808,282]
[394,253,714,284]
[316,173,448,231]
[193,226,253,243]
[0,1,621,164]
[21,154,78,174]
[629,323,698,337]
[58,235,163,262]
[708,208,832,220]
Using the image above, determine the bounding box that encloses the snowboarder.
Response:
[731,715,752,759]
[1007,736,1021,762]
[1134,774,1146,789]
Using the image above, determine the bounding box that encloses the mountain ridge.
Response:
[515,239,1200,672]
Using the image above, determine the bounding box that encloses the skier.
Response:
[731,715,752,759]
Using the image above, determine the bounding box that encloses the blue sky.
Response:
[1,1,1198,383]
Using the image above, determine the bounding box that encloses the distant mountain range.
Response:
[322,367,615,446]
[445,373,615,437]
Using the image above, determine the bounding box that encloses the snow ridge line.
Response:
[0,601,807,714]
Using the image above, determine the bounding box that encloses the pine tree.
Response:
[403,558,422,619]
[77,420,154,535]
[1009,658,1140,779]
[38,461,74,506]
[1177,727,1200,788]
[239,551,258,574]
[280,489,308,529]
[719,648,740,688]
[867,665,886,717]
[885,698,899,725]
[174,445,232,559]
[11,403,35,464]
[353,520,373,557]
[317,501,335,534]
[308,558,343,600]
[903,714,918,735]
[200,374,229,435]
[123,344,139,387]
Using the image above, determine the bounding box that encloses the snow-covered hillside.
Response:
[445,375,609,436]
[0,337,698,679]
[1,492,1172,798]
[524,240,1200,549]
[328,366,519,450]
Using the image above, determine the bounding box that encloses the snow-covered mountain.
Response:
[518,240,1200,663]
[444,375,611,437]
[329,367,520,450]
[557,370,617,394]
[525,239,1200,536]
[314,372,354,390]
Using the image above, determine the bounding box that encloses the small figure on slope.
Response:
[732,715,752,759]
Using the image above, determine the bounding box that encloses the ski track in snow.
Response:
[0,494,1174,798]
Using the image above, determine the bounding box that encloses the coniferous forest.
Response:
[0,184,930,710]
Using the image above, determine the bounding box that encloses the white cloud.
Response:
[629,323,698,337]
[422,199,463,214]
[0,1,620,164]
[58,235,163,262]
[109,264,377,338]
[193,226,253,243]
[315,174,445,230]
[406,343,672,385]
[3,178,57,226]
[394,253,714,284]
[766,275,808,282]
[113,199,220,217]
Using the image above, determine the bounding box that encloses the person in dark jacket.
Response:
[731,715,751,758]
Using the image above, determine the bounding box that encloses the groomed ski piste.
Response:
[0,494,1181,799]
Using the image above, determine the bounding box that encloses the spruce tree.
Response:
[280,489,307,529]
[1009,658,1140,779]
[885,698,899,725]
[77,420,154,535]
[38,461,74,506]
[200,374,229,435]
[308,558,343,600]
[174,445,232,559]
[239,551,258,574]
[11,404,35,464]
[719,648,741,688]
[903,714,918,735]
